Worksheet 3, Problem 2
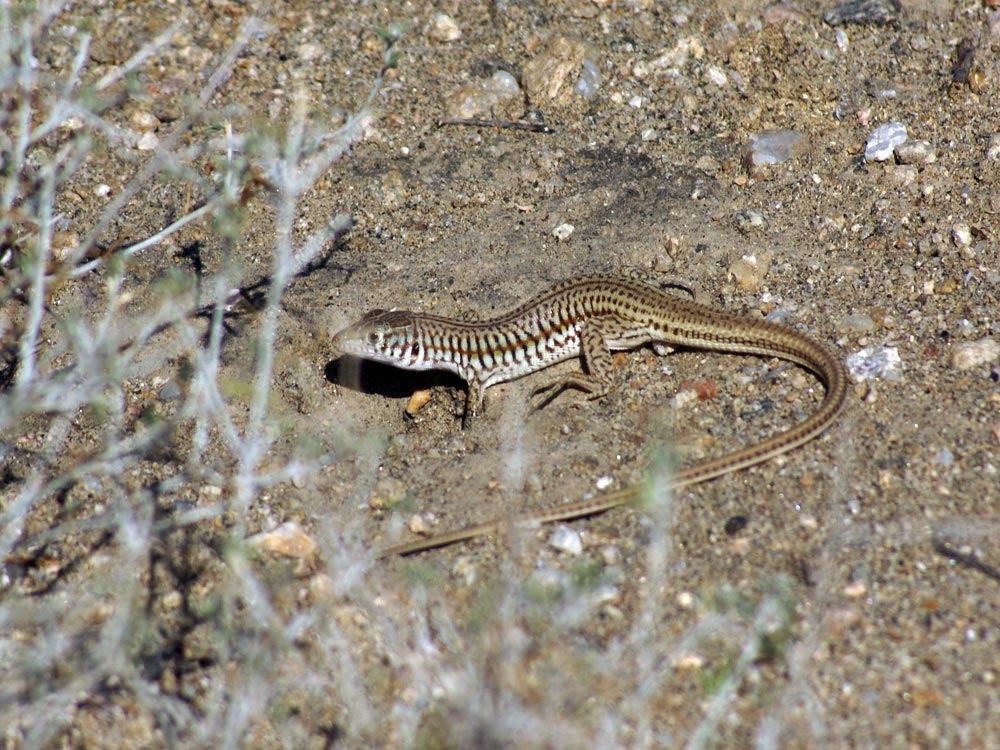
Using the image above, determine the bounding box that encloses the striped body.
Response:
[332,275,850,556]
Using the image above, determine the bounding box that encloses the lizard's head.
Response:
[332,309,420,366]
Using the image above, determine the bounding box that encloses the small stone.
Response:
[838,313,876,333]
[864,122,907,161]
[763,4,807,24]
[246,522,318,561]
[705,65,728,86]
[932,448,953,466]
[130,110,160,131]
[369,476,406,510]
[522,35,593,105]
[552,222,574,241]
[951,338,1000,370]
[408,514,430,535]
[676,590,695,608]
[735,209,766,232]
[824,0,901,26]
[428,13,461,42]
[890,165,918,187]
[573,58,601,99]
[548,525,583,555]
[728,252,771,291]
[94,183,111,197]
[158,379,182,401]
[987,134,1000,162]
[631,59,652,79]
[162,591,183,611]
[911,688,945,708]
[846,346,903,381]
[746,129,805,166]
[843,581,867,599]
[296,43,322,61]
[50,231,80,261]
[650,36,704,73]
[136,131,159,150]
[444,71,524,121]
[952,223,972,247]
[595,475,613,490]
[673,653,705,671]
[451,555,477,587]
[600,545,621,566]
[894,139,936,165]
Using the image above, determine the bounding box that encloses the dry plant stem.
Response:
[437,116,556,133]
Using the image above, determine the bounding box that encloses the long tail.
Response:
[378,328,849,558]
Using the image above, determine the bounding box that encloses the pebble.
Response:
[746,129,804,166]
[297,43,322,62]
[835,29,849,52]
[932,448,953,467]
[950,338,1000,370]
[408,514,430,535]
[673,653,705,671]
[50,231,80,261]
[600,545,621,566]
[552,222,574,241]
[158,379,182,401]
[451,556,477,587]
[843,581,867,599]
[824,0,901,26]
[60,115,84,131]
[136,131,159,150]
[735,209,766,232]
[130,110,160,131]
[522,35,594,105]
[846,346,903,381]
[648,36,704,74]
[838,312,876,333]
[428,12,461,42]
[986,134,1000,162]
[728,252,771,291]
[548,524,583,555]
[443,70,524,121]
[595,475,613,490]
[705,65,728,87]
[94,183,111,197]
[894,139,936,165]
[246,522,318,561]
[573,58,601,99]
[951,223,972,248]
[864,122,907,161]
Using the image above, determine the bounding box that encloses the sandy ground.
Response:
[4,0,1000,748]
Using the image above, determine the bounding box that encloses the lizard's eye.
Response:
[367,331,381,346]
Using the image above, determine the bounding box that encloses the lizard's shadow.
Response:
[325,356,464,400]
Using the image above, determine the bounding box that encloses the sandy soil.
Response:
[5,1,1000,748]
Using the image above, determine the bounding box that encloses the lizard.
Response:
[331,274,849,557]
